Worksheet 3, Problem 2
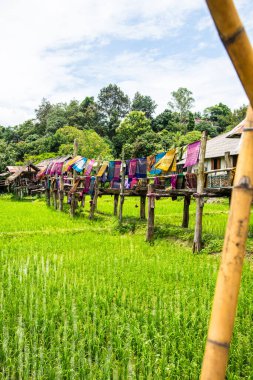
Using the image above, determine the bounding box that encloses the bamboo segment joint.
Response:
[207,338,230,350]
[220,26,245,46]
[235,176,252,190]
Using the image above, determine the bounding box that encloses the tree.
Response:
[35,98,53,135]
[131,92,157,119]
[0,140,17,171]
[97,84,130,139]
[152,109,179,132]
[79,97,100,131]
[116,111,152,147]
[46,103,68,134]
[55,126,113,159]
[204,103,232,133]
[65,100,84,127]
[195,120,218,137]
[231,105,247,126]
[179,130,202,146]
[168,87,195,122]
[122,131,163,159]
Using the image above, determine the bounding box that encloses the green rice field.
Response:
[0,195,252,379]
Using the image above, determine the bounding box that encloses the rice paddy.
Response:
[0,195,252,379]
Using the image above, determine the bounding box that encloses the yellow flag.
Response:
[154,149,176,172]
[97,162,109,177]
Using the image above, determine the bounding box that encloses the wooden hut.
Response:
[5,164,40,197]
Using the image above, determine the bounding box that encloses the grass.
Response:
[0,194,252,379]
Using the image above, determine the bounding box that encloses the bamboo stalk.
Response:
[206,0,253,107]
[200,106,253,379]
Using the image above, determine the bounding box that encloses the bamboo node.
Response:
[207,338,230,350]
[220,26,245,46]
[236,176,252,190]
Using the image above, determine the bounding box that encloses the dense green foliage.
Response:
[0,195,252,378]
[0,84,247,171]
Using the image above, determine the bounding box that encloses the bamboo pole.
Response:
[206,0,253,108]
[200,106,253,380]
[193,131,207,252]
[200,1,253,378]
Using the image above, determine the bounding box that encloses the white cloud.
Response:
[0,0,251,125]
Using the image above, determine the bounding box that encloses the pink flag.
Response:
[183,141,201,168]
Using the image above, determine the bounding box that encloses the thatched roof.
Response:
[205,131,240,159]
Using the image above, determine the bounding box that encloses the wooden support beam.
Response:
[119,156,126,222]
[182,195,191,228]
[59,175,64,211]
[89,178,99,220]
[46,177,51,206]
[140,195,146,219]
[146,184,155,242]
[53,190,58,210]
[224,151,232,168]
[113,194,119,216]
[193,131,207,252]
[81,195,85,208]
[70,193,77,217]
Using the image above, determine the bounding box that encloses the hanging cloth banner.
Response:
[113,161,122,181]
[72,157,87,173]
[154,149,177,172]
[107,161,115,181]
[128,159,138,179]
[84,159,95,175]
[183,141,201,168]
[147,155,156,172]
[136,158,147,178]
[149,152,166,175]
[97,161,109,177]
[63,156,82,172]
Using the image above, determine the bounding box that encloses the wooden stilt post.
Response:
[146,184,155,242]
[193,131,207,252]
[140,195,146,219]
[59,175,64,211]
[81,196,85,208]
[201,0,253,377]
[119,151,126,222]
[89,178,99,220]
[46,177,51,206]
[224,151,232,168]
[52,177,58,210]
[113,194,119,216]
[70,193,76,217]
[182,195,191,228]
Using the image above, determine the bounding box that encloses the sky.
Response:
[0,0,253,126]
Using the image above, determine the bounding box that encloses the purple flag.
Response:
[183,141,201,168]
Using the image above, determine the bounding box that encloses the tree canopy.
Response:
[0,84,246,168]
